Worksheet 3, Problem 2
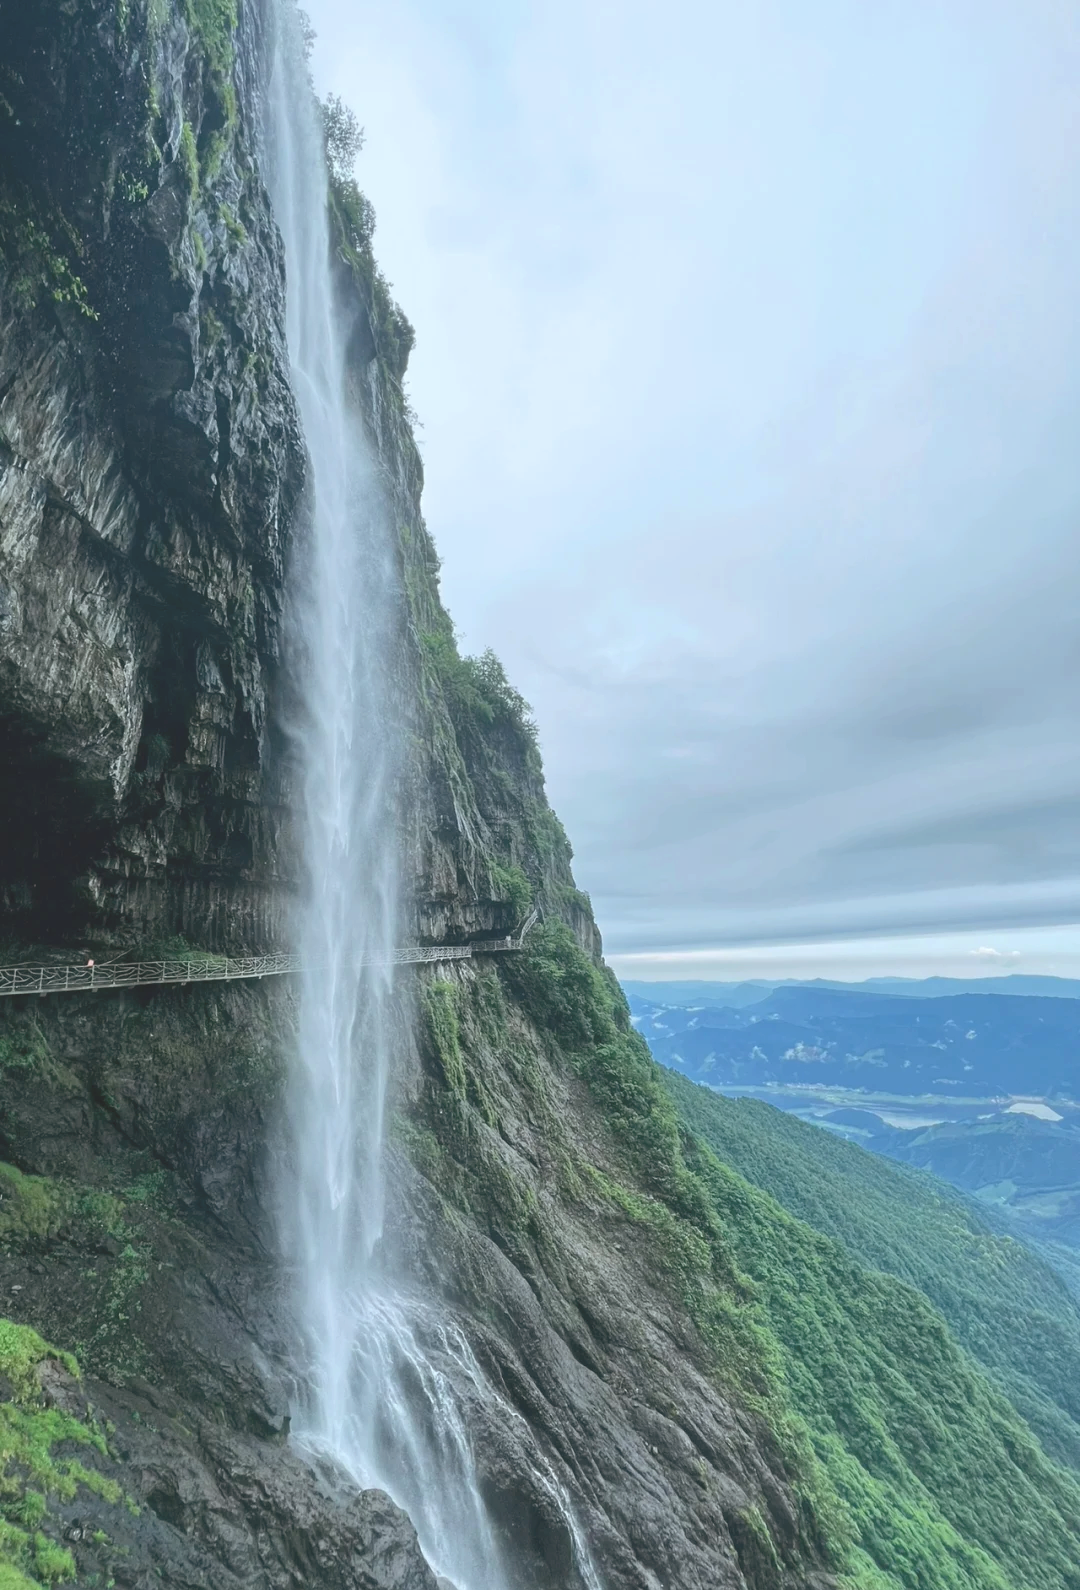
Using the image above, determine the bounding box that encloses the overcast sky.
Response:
[301,0,1080,978]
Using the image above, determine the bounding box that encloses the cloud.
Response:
[304,0,1080,957]
[609,923,1080,983]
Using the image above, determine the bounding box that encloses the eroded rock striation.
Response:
[0,0,304,949]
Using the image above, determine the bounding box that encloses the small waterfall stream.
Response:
[263,6,602,1587]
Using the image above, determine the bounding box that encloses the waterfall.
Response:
[263,7,602,1587]
[263,7,509,1585]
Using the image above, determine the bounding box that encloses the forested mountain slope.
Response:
[632,984,1080,1096]
[665,1071,1080,1473]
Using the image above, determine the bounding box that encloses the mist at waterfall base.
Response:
[263,8,600,1587]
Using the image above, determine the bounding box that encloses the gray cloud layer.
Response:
[305,0,1080,955]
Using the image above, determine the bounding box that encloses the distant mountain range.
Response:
[824,1108,1080,1262]
[627,983,1080,1096]
[623,973,1080,1004]
[625,975,1080,1278]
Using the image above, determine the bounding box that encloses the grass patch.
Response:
[422,980,466,1098]
[181,0,238,123]
[0,1168,68,1247]
[0,1322,124,1587]
[0,1163,155,1382]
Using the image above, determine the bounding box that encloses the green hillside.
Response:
[683,1137,1080,1590]
[507,925,1080,1588]
[662,1070,1080,1473]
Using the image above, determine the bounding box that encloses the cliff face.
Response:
[6,8,1079,1590]
[0,0,591,959]
[0,0,308,951]
[0,5,826,1586]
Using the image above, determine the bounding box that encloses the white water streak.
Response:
[265,7,511,1586]
[265,7,602,1586]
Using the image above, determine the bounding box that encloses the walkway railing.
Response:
[0,910,542,1000]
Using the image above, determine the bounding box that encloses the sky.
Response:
[301,0,1080,979]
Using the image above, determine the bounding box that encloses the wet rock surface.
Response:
[0,0,302,950]
[15,1351,441,1590]
[0,979,441,1589]
[381,970,839,1590]
[0,968,836,1589]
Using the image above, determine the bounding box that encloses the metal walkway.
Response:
[0,913,540,1000]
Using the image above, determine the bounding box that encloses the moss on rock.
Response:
[0,1320,125,1589]
[0,1169,69,1247]
[422,980,466,1098]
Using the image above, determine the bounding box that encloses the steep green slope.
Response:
[878,1114,1080,1256]
[682,1139,1080,1590]
[484,924,1080,1589]
[0,1319,129,1589]
[663,1071,1080,1471]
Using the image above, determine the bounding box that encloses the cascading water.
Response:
[263,6,603,1587]
[263,7,509,1585]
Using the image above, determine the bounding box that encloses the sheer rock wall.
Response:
[0,4,834,1589]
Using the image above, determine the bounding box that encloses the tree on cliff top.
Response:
[323,94,364,183]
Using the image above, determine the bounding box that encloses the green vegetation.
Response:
[135,934,224,964]
[555,882,592,916]
[500,925,1080,1587]
[0,194,96,320]
[523,804,575,873]
[489,862,532,924]
[183,0,237,83]
[664,1074,1080,1472]
[178,121,199,202]
[409,973,551,1259]
[420,632,538,752]
[181,0,238,123]
[116,169,149,205]
[322,95,364,184]
[219,202,246,248]
[0,1321,123,1587]
[0,1162,157,1382]
[531,939,712,1216]
[684,1139,1080,1590]
[422,980,466,1098]
[318,80,398,379]
[327,171,415,380]
[419,976,508,1130]
[411,625,556,920]
[145,0,240,200]
[0,1019,52,1082]
[0,1167,69,1246]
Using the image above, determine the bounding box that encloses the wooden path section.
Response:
[0,913,540,1000]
